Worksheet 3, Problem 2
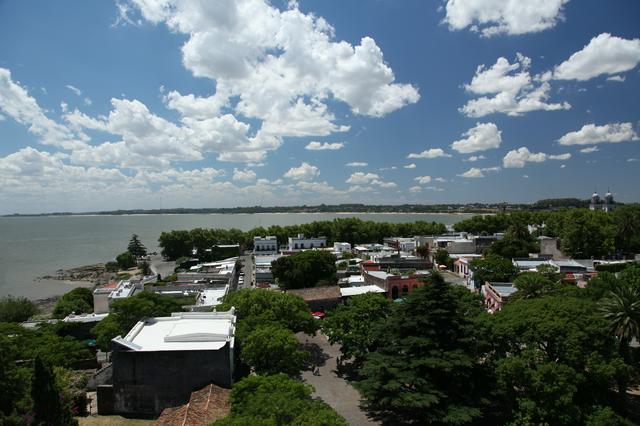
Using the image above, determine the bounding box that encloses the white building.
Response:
[333,242,352,254]
[253,236,278,254]
[589,190,616,212]
[287,234,327,251]
[93,279,143,314]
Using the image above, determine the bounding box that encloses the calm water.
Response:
[0,212,472,300]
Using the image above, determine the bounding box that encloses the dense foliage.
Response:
[158,218,447,259]
[92,292,183,351]
[271,250,337,289]
[322,293,392,368]
[0,296,38,323]
[217,289,317,339]
[52,287,93,319]
[470,254,519,287]
[241,324,309,376]
[31,356,76,426]
[115,251,136,269]
[214,374,347,426]
[357,273,491,424]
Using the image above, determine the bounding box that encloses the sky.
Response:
[0,0,639,214]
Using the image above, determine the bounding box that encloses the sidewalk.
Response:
[297,332,379,426]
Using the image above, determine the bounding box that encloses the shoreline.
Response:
[2,211,483,218]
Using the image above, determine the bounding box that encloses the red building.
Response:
[362,269,431,300]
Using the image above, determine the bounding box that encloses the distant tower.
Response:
[589,189,615,212]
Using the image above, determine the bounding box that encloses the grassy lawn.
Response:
[78,416,152,426]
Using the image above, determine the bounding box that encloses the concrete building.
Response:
[187,286,229,312]
[287,234,327,251]
[99,310,236,416]
[589,190,616,212]
[362,269,431,300]
[253,236,278,254]
[383,237,417,252]
[287,286,342,311]
[550,259,588,274]
[538,236,563,259]
[255,254,281,286]
[339,285,386,298]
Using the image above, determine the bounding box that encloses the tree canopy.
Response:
[0,296,38,323]
[241,324,308,376]
[214,374,347,426]
[470,254,518,288]
[357,273,491,425]
[52,287,93,319]
[115,251,136,270]
[271,250,337,290]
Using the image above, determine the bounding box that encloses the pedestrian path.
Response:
[297,332,379,426]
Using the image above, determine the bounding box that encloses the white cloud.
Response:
[579,146,599,154]
[451,122,502,153]
[131,0,419,127]
[607,75,626,82]
[414,175,432,184]
[560,164,566,168]
[163,90,228,119]
[628,158,638,162]
[346,172,381,185]
[83,97,92,106]
[461,54,570,117]
[0,68,85,149]
[346,161,368,167]
[464,155,486,162]
[233,168,257,182]
[554,33,640,81]
[434,177,447,182]
[443,0,569,37]
[409,186,422,193]
[502,146,571,168]
[66,84,82,96]
[407,148,451,159]
[558,123,639,146]
[403,163,416,169]
[458,166,501,178]
[458,167,485,178]
[283,162,319,181]
[305,141,345,151]
[345,171,395,188]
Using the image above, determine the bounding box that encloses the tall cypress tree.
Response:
[127,234,147,258]
[31,356,74,426]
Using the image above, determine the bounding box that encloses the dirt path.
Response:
[297,332,379,426]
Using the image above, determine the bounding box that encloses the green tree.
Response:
[560,209,616,258]
[415,245,430,259]
[434,248,453,269]
[511,272,557,300]
[491,296,632,425]
[470,254,518,289]
[217,289,316,339]
[214,374,347,426]
[31,356,76,426]
[357,273,490,425]
[52,287,93,319]
[127,234,147,258]
[115,251,136,270]
[241,324,308,376]
[140,260,151,276]
[322,293,392,368]
[0,335,30,417]
[0,296,38,323]
[271,250,337,290]
[92,292,183,351]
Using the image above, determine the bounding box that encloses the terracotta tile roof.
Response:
[153,383,231,426]
[287,286,342,301]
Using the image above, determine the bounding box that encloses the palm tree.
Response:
[601,284,640,354]
[600,283,640,407]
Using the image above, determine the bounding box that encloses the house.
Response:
[253,236,278,255]
[538,236,563,259]
[287,286,342,311]
[363,269,431,300]
[333,242,352,254]
[550,259,588,274]
[287,234,327,251]
[383,237,416,252]
[255,254,281,286]
[339,285,386,298]
[513,258,552,271]
[152,383,231,426]
[483,282,516,313]
[98,310,236,416]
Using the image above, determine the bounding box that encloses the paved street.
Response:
[296,332,379,426]
[149,254,175,279]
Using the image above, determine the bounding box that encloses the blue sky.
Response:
[0,0,639,214]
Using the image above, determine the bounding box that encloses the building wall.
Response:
[93,291,110,314]
[109,344,232,416]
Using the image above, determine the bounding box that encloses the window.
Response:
[391,286,399,300]
[402,285,409,296]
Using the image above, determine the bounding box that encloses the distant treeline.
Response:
[454,206,640,258]
[158,218,447,260]
[3,198,608,217]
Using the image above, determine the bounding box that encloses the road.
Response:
[149,254,175,279]
[296,332,379,426]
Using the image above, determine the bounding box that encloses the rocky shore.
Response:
[39,264,114,286]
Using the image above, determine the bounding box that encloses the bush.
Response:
[595,262,637,273]
[105,261,119,272]
[0,296,38,322]
[115,251,136,269]
[52,287,93,319]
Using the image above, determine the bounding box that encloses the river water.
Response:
[0,212,472,300]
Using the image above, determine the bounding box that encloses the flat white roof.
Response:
[366,270,393,280]
[109,280,138,299]
[348,275,365,284]
[196,287,228,307]
[340,285,385,297]
[113,310,236,352]
[63,313,109,323]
